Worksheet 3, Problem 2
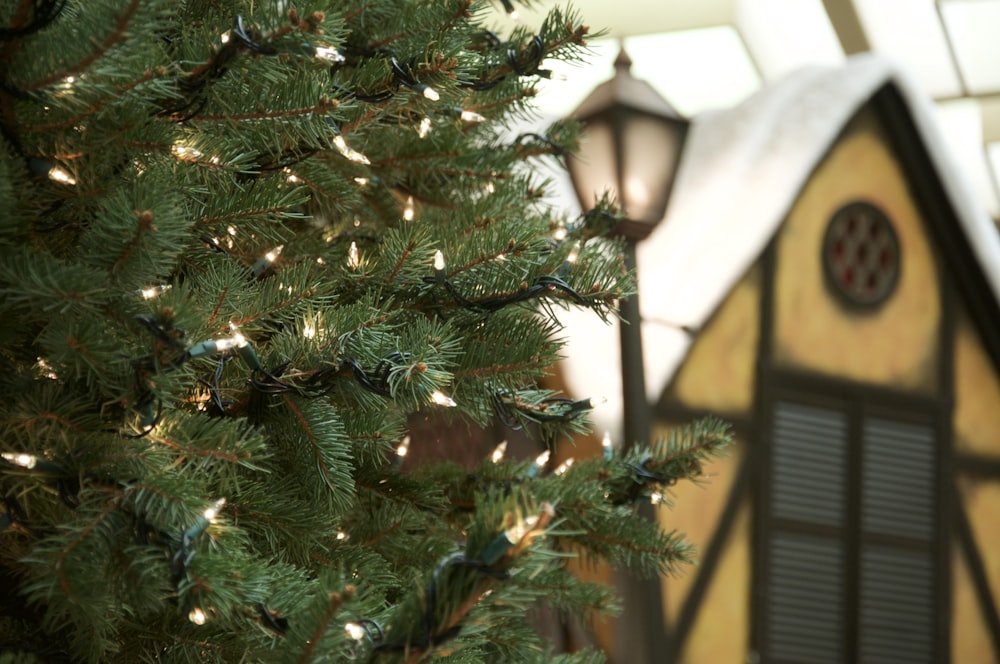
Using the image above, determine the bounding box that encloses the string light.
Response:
[252,244,283,277]
[347,241,360,269]
[650,491,664,505]
[336,530,349,541]
[566,241,580,265]
[265,246,283,263]
[552,225,567,241]
[47,165,76,185]
[491,441,507,463]
[2,452,38,469]
[36,357,59,381]
[460,109,486,123]
[188,607,208,625]
[354,177,369,186]
[602,431,614,461]
[433,250,445,277]
[526,449,550,478]
[554,458,574,475]
[53,74,79,96]
[139,285,171,300]
[396,435,410,458]
[314,46,345,63]
[418,116,432,138]
[402,196,415,221]
[419,85,440,101]
[345,622,365,640]
[430,390,457,408]
[171,145,203,159]
[220,31,230,44]
[506,513,539,543]
[303,323,317,339]
[481,503,554,565]
[214,324,248,352]
[202,498,226,522]
[283,167,301,184]
[333,135,370,165]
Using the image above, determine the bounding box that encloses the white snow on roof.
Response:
[558,53,1000,437]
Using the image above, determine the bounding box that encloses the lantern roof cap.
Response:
[571,47,685,122]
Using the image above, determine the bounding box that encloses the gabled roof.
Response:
[560,53,1000,434]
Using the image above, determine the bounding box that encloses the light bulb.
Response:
[505,513,538,543]
[418,116,432,138]
[47,166,76,185]
[303,323,316,339]
[430,390,457,407]
[403,196,415,221]
[650,492,664,505]
[354,177,369,186]
[460,109,485,123]
[220,31,230,44]
[554,458,574,475]
[264,245,283,263]
[422,86,440,101]
[189,607,207,625]
[2,452,38,469]
[333,135,370,165]
[433,250,445,271]
[315,46,345,63]
[345,622,365,640]
[171,145,203,159]
[347,242,360,269]
[534,450,550,467]
[139,285,170,300]
[491,441,508,463]
[601,431,614,460]
[202,498,226,522]
[336,530,349,541]
[566,242,580,264]
[396,435,410,457]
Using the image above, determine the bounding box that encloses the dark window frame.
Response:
[752,368,950,664]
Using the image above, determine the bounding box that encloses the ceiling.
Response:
[485,0,1000,221]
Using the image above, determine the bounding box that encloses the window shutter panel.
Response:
[859,417,937,663]
[768,532,844,663]
[771,402,848,526]
[768,402,848,663]
[859,546,935,663]
[861,417,936,540]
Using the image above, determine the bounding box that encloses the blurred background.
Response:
[477,1,1000,662]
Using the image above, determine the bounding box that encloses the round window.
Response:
[822,201,900,308]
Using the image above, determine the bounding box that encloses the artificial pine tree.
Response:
[0,1,731,661]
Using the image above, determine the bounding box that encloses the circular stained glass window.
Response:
[822,201,900,308]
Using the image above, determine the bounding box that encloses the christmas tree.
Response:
[0,1,730,661]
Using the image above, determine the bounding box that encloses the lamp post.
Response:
[566,47,688,663]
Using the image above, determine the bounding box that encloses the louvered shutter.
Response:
[859,418,936,664]
[768,402,848,663]
[765,400,938,663]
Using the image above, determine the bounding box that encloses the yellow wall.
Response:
[772,107,941,393]
[669,265,761,415]
[953,540,999,664]
[952,306,1000,661]
[954,307,1000,457]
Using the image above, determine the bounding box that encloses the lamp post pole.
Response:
[617,237,668,663]
[565,46,688,663]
